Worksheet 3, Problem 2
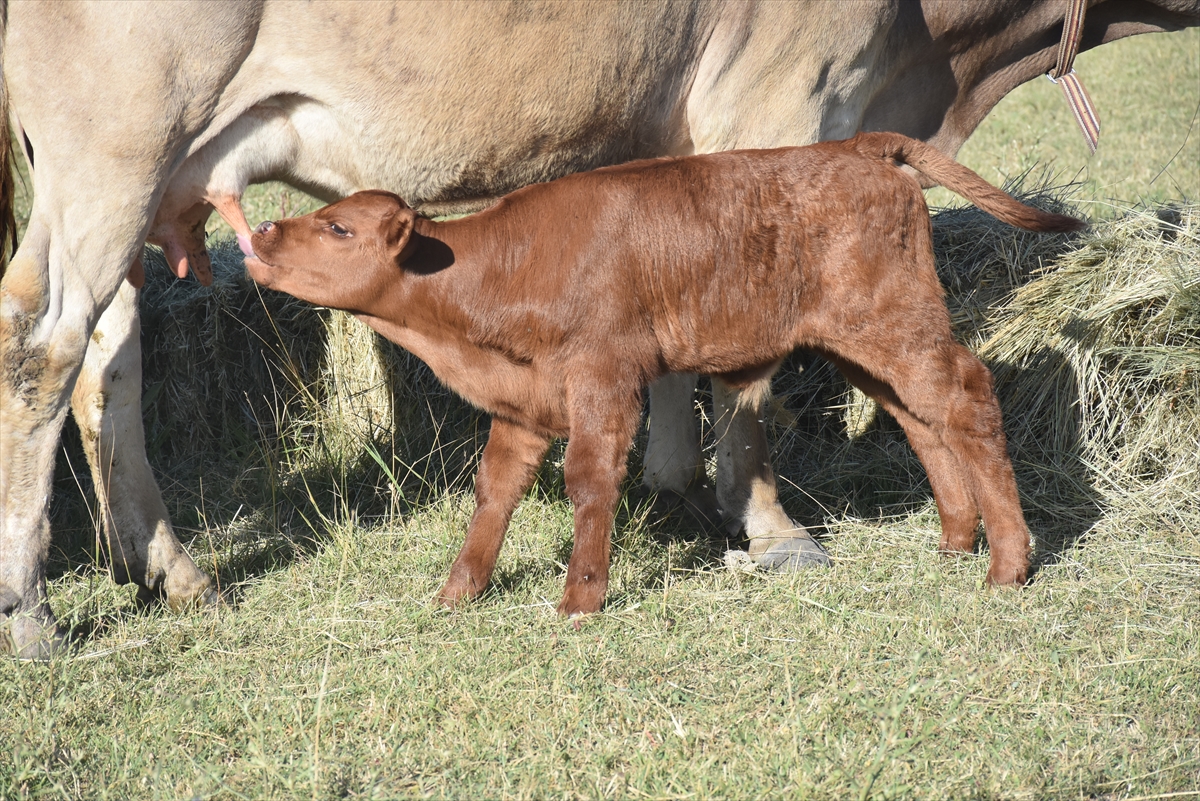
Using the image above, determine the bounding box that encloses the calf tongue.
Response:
[236,233,255,258]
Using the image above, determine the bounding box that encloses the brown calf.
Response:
[245,132,1083,616]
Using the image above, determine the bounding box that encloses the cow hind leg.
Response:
[70,280,218,610]
[645,373,819,562]
[438,418,551,607]
[643,373,720,524]
[711,377,831,571]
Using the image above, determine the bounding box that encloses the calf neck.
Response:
[246,132,1083,615]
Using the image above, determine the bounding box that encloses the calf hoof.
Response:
[938,529,978,554]
[557,579,607,618]
[436,573,486,609]
[985,563,1029,588]
[752,535,832,572]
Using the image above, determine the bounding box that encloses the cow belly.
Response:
[194,1,717,207]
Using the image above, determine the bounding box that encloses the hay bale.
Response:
[138,240,326,470]
[980,205,1200,533]
[317,308,404,456]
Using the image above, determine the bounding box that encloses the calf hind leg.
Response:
[820,342,1030,587]
[935,349,1031,586]
[438,419,551,607]
[825,358,981,555]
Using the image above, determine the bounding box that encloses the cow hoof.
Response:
[651,483,723,530]
[138,581,220,610]
[184,584,224,612]
[753,535,832,572]
[2,612,70,661]
[165,574,221,614]
[135,584,160,608]
[723,549,759,573]
[141,578,222,612]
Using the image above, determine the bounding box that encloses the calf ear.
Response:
[387,208,419,264]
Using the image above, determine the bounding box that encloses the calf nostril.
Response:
[255,220,275,235]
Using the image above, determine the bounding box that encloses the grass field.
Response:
[926,28,1200,210]
[4,28,1200,801]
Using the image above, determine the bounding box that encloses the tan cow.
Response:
[2,0,1197,658]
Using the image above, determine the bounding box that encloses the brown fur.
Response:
[247,132,1084,616]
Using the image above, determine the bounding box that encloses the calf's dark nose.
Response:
[255,220,275,235]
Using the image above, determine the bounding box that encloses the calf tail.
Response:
[848,131,1086,233]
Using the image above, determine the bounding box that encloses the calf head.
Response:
[245,190,418,310]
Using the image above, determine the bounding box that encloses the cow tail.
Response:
[1,55,16,276]
[849,131,1085,233]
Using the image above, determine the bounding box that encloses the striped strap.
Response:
[1048,0,1101,153]
[1050,70,1101,153]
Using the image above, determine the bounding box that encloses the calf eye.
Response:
[330,223,351,237]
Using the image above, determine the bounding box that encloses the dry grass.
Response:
[983,206,1200,534]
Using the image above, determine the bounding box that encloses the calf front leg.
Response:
[71,280,217,610]
[438,418,550,607]
[559,391,642,617]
